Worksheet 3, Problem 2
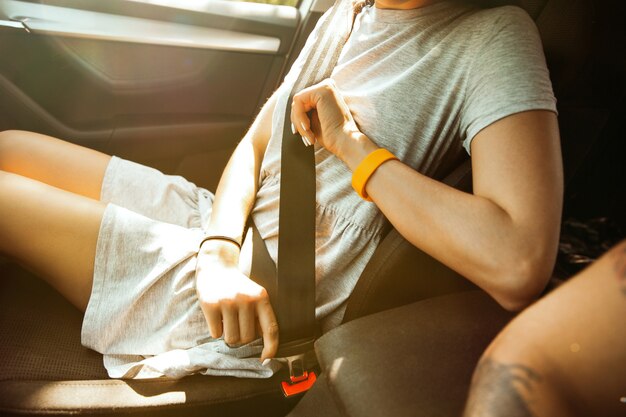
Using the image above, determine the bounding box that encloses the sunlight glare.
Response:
[329,356,344,380]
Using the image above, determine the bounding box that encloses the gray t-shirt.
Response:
[251,0,557,330]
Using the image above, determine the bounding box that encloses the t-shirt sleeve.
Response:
[460,6,557,154]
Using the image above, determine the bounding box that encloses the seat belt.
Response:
[251,0,368,397]
[275,105,317,350]
[273,99,318,396]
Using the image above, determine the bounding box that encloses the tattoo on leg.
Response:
[464,358,542,417]
[612,244,626,296]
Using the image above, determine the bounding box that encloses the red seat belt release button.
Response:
[281,354,317,397]
[282,371,317,397]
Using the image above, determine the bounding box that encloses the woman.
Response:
[0,0,562,378]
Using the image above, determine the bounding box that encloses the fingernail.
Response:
[262,358,271,366]
[291,123,296,135]
[301,136,309,146]
[300,121,307,133]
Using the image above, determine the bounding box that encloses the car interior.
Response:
[0,0,624,416]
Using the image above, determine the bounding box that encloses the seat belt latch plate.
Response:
[281,354,317,397]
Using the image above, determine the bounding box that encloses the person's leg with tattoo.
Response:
[464,240,626,417]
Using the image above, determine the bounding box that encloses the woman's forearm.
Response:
[194,93,280,357]
[366,162,542,310]
[199,93,277,264]
[339,111,563,311]
[199,139,260,265]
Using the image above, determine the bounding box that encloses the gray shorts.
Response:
[81,156,278,379]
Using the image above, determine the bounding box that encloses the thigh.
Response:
[0,130,110,200]
[0,171,105,311]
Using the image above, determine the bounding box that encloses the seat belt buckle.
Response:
[281,354,317,397]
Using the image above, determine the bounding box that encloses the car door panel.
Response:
[2,0,284,52]
[0,0,310,191]
[25,0,300,48]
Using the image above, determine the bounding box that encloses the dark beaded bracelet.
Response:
[199,235,242,250]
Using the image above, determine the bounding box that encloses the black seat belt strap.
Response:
[276,0,365,347]
[275,107,317,354]
[249,0,366,396]
[275,0,354,357]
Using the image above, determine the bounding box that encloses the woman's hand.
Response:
[195,241,279,361]
[291,79,376,166]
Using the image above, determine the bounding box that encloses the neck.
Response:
[374,0,441,10]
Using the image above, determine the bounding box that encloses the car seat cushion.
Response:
[313,291,514,417]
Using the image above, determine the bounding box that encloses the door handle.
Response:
[0,18,30,33]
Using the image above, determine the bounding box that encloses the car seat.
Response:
[1,0,623,416]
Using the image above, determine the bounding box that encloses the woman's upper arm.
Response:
[470,109,564,283]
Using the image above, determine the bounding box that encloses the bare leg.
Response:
[0,130,112,310]
[0,130,110,199]
[0,171,104,311]
[463,241,626,417]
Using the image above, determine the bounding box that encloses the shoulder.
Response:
[465,4,535,28]
[447,4,536,45]
[462,5,538,44]
[438,4,541,66]
[456,5,544,71]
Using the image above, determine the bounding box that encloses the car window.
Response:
[129,0,299,8]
